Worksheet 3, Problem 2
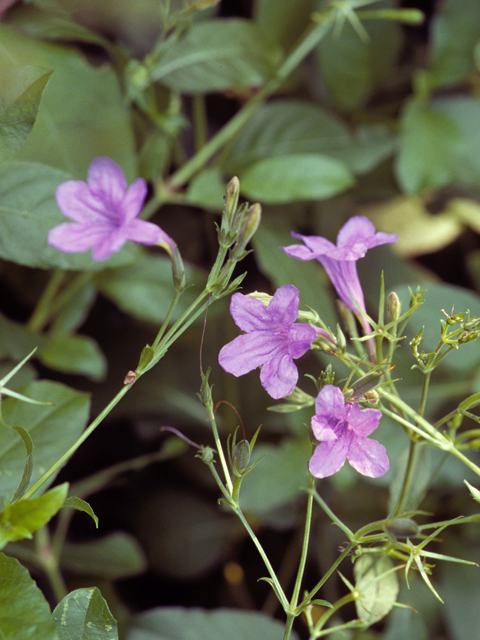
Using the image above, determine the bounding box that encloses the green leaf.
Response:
[0,380,90,503]
[0,483,68,549]
[96,254,207,324]
[239,437,311,516]
[0,64,52,162]
[53,587,118,640]
[63,495,98,528]
[254,0,314,51]
[0,25,136,179]
[38,333,107,381]
[427,0,480,89]
[354,554,399,625]
[60,532,147,579]
[150,18,282,93]
[396,99,461,194]
[238,153,354,204]
[126,607,299,640]
[134,489,236,579]
[224,100,352,172]
[0,161,140,270]
[0,309,45,362]
[51,282,96,334]
[388,444,431,514]
[316,5,403,110]
[186,167,225,210]
[0,553,57,640]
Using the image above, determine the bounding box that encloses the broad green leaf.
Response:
[150,18,282,93]
[253,218,337,328]
[240,436,311,516]
[0,380,90,503]
[427,0,480,89]
[316,4,403,110]
[186,167,225,210]
[388,443,431,514]
[0,552,57,640]
[384,606,428,640]
[0,310,44,361]
[254,0,314,51]
[53,587,118,640]
[38,333,107,381]
[223,100,352,173]
[95,254,207,324]
[0,483,68,548]
[0,25,136,179]
[0,64,52,161]
[60,532,147,579]
[0,161,139,270]
[50,281,97,334]
[238,153,354,203]
[63,495,98,527]
[396,99,461,194]
[134,489,235,579]
[354,554,399,625]
[126,607,299,640]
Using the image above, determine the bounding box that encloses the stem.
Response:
[207,409,233,495]
[22,384,131,500]
[391,440,422,517]
[165,14,335,190]
[27,270,66,332]
[234,506,290,611]
[290,483,314,608]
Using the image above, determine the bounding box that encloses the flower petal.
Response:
[91,227,128,260]
[229,293,272,332]
[48,221,110,253]
[314,385,347,420]
[336,216,398,258]
[88,157,127,206]
[260,352,298,399]
[318,256,366,315]
[267,285,299,325]
[347,437,389,477]
[219,331,285,376]
[346,404,382,437]
[287,323,317,358]
[309,436,351,478]
[55,181,112,223]
[120,177,148,223]
[126,219,163,245]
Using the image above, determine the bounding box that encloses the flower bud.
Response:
[387,291,401,323]
[231,203,262,259]
[232,439,251,473]
[224,176,240,227]
[386,517,419,539]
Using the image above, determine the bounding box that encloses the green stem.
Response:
[290,483,314,608]
[207,408,233,495]
[27,270,66,332]
[165,14,335,190]
[22,384,131,500]
[391,440,422,517]
[234,506,289,610]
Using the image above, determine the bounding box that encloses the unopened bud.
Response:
[231,203,262,259]
[350,371,383,398]
[225,176,240,226]
[386,517,419,539]
[387,292,401,322]
[232,439,251,473]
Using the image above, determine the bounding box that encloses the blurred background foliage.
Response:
[2,0,480,638]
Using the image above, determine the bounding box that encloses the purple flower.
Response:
[309,385,389,479]
[281,216,398,333]
[219,285,317,399]
[48,157,171,261]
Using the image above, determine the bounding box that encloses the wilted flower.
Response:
[281,216,398,334]
[48,157,173,261]
[309,384,389,479]
[219,285,317,399]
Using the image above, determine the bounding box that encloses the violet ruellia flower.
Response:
[309,385,389,479]
[281,216,398,333]
[48,157,172,261]
[218,285,317,399]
